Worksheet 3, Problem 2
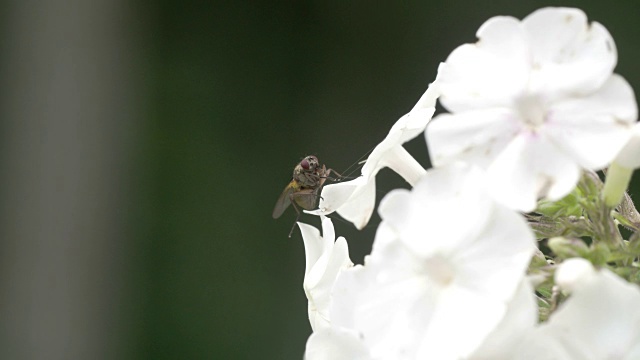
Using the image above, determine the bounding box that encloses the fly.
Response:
[273,155,340,237]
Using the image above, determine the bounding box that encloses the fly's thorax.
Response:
[292,165,310,186]
[292,164,304,179]
[293,163,322,188]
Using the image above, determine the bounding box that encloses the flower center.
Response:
[516,95,547,129]
[424,255,455,287]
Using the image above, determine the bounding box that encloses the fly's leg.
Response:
[323,168,343,182]
[288,193,303,238]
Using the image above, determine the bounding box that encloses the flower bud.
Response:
[554,258,596,292]
[547,237,589,259]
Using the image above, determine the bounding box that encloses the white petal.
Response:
[470,280,538,359]
[409,162,486,204]
[376,189,412,233]
[515,330,574,360]
[299,222,325,276]
[335,178,377,230]
[540,267,640,359]
[304,327,370,360]
[389,63,442,142]
[360,132,401,179]
[358,276,440,358]
[330,265,369,331]
[427,108,521,169]
[545,74,637,169]
[332,241,443,358]
[554,257,596,292]
[410,62,444,113]
[307,175,377,230]
[299,219,353,331]
[379,164,494,257]
[390,109,435,144]
[454,204,535,299]
[320,216,335,244]
[304,236,350,294]
[415,285,507,359]
[438,16,529,112]
[308,177,362,215]
[523,7,616,97]
[487,132,581,211]
[304,236,353,331]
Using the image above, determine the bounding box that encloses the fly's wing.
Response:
[272,184,294,219]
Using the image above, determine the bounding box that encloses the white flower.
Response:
[324,164,536,359]
[306,67,442,229]
[298,217,353,331]
[426,7,637,211]
[524,259,640,359]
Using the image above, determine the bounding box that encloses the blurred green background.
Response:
[1,0,639,359]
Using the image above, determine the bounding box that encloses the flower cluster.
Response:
[294,7,640,359]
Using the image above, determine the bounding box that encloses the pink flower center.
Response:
[516,95,547,130]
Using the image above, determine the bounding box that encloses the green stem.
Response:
[603,162,633,208]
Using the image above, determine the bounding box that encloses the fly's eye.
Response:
[301,159,310,169]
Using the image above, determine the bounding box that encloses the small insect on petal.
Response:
[274,155,339,237]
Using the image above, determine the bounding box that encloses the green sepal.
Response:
[536,191,583,219]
